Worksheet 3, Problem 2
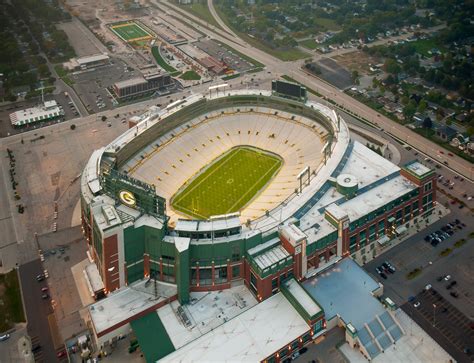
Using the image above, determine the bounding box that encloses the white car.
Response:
[413,302,421,308]
[444,275,451,281]
[0,333,10,341]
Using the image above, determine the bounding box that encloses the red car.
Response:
[57,350,67,358]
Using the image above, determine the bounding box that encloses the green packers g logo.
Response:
[119,190,136,207]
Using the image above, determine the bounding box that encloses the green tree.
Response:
[403,100,417,121]
[418,100,427,113]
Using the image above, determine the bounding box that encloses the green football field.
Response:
[172,147,282,219]
[111,23,151,41]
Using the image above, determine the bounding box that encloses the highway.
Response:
[157,0,473,181]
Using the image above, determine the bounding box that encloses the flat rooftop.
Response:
[340,141,399,188]
[337,175,417,222]
[160,292,309,362]
[404,160,432,178]
[158,285,257,350]
[303,258,383,330]
[89,279,177,335]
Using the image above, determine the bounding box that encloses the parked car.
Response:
[444,275,451,281]
[413,302,421,308]
[450,291,459,298]
[0,333,10,341]
[380,272,388,280]
[408,296,415,302]
[36,274,45,282]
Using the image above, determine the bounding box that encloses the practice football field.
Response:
[171,147,282,219]
[110,23,152,41]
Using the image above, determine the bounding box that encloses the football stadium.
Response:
[81,83,436,361]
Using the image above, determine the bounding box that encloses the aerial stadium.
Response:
[80,82,436,361]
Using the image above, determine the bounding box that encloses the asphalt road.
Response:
[19,259,58,363]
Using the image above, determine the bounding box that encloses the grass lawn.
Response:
[54,65,74,86]
[314,17,341,31]
[151,46,177,73]
[111,22,152,41]
[171,146,282,219]
[180,70,201,80]
[409,38,445,57]
[299,39,319,50]
[0,270,25,332]
[177,2,223,31]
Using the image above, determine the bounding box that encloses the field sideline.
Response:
[171,146,282,219]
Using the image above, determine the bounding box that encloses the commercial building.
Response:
[64,53,110,71]
[80,88,436,361]
[112,72,173,99]
[9,100,63,127]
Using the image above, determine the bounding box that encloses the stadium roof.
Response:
[175,216,241,233]
[159,292,309,362]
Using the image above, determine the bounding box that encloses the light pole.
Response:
[432,303,437,327]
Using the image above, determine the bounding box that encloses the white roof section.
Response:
[302,213,337,244]
[280,224,307,246]
[159,293,309,362]
[83,147,105,195]
[84,263,105,293]
[326,203,347,221]
[9,101,62,126]
[134,214,164,230]
[252,244,290,270]
[89,279,177,335]
[284,278,321,317]
[158,285,258,350]
[341,141,399,187]
[337,173,358,188]
[77,53,109,65]
[43,100,58,109]
[339,175,417,222]
[91,201,122,231]
[405,161,431,177]
[247,237,280,256]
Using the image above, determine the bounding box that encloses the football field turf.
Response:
[111,23,152,41]
[171,147,282,219]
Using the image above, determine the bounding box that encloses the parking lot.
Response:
[71,58,133,113]
[404,287,474,362]
[194,39,255,73]
[0,93,78,138]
